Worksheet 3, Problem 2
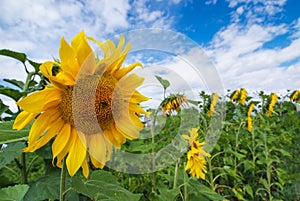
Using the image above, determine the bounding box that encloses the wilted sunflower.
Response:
[267,93,278,116]
[208,93,219,117]
[13,31,149,177]
[182,128,210,180]
[161,94,188,117]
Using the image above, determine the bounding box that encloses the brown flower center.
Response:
[59,72,121,134]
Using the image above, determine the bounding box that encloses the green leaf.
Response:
[188,179,224,201]
[0,184,29,201]
[0,121,29,144]
[150,184,180,201]
[0,99,10,116]
[155,75,170,90]
[0,142,25,169]
[3,78,24,90]
[27,59,41,73]
[0,85,25,101]
[244,184,253,198]
[71,170,142,201]
[0,49,27,63]
[24,173,60,201]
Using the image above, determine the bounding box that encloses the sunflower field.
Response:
[0,34,299,201]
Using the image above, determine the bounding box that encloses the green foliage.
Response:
[0,121,29,144]
[0,184,29,201]
[71,170,142,201]
[0,142,25,169]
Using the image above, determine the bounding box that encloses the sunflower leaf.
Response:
[0,49,27,63]
[0,184,29,201]
[0,99,10,116]
[3,78,25,90]
[188,179,225,201]
[0,121,29,144]
[155,75,170,90]
[0,142,25,169]
[71,170,142,201]
[0,84,25,101]
[23,173,60,201]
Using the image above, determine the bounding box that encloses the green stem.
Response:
[207,157,215,191]
[173,158,180,189]
[20,153,27,184]
[60,159,67,201]
[183,162,188,201]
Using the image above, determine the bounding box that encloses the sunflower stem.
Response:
[173,158,180,189]
[60,159,67,201]
[20,153,28,184]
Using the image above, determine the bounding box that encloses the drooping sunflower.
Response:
[238,88,247,105]
[230,89,240,102]
[13,31,149,177]
[161,94,188,117]
[207,93,219,117]
[247,103,255,132]
[267,93,278,117]
[182,128,210,180]
[290,90,300,103]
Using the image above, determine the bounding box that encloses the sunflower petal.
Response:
[17,87,59,113]
[115,62,142,80]
[13,111,38,130]
[66,129,87,176]
[81,158,89,178]
[88,134,107,166]
[52,123,71,159]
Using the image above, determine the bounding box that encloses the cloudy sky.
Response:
[0,0,299,107]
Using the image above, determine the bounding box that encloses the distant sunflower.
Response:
[13,31,149,177]
[238,88,247,105]
[267,93,278,116]
[161,94,188,117]
[247,103,255,132]
[208,93,219,117]
[230,89,240,102]
[290,90,300,103]
[182,128,210,180]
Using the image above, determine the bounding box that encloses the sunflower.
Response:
[247,103,255,132]
[208,93,219,117]
[230,89,240,102]
[13,31,149,178]
[290,90,300,103]
[182,128,210,180]
[161,94,188,117]
[267,93,278,116]
[238,88,247,105]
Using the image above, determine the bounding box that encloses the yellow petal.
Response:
[27,109,59,143]
[81,158,89,178]
[24,118,65,152]
[13,111,38,130]
[59,37,78,79]
[78,51,96,75]
[66,129,87,176]
[115,62,142,80]
[40,62,74,87]
[52,123,71,159]
[17,87,59,113]
[130,91,150,103]
[71,31,93,66]
[88,134,107,166]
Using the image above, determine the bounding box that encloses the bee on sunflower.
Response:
[13,31,150,178]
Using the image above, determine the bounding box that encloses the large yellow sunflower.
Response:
[13,31,149,178]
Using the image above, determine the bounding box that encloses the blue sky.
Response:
[0,0,300,109]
